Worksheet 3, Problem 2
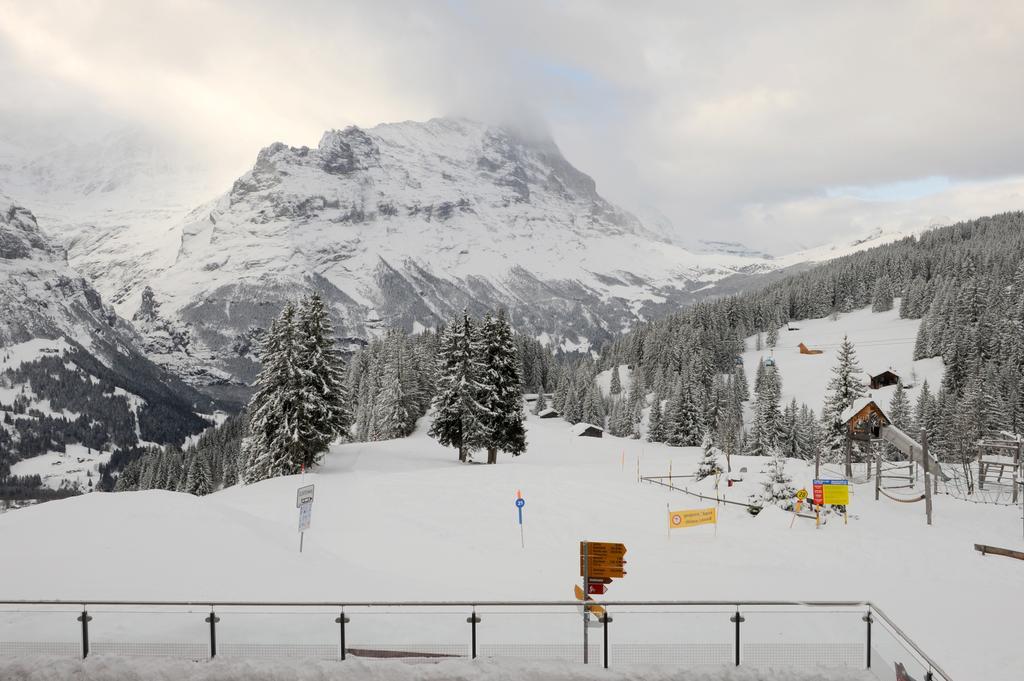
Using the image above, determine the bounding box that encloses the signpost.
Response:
[578,541,627,664]
[296,484,314,553]
[791,488,808,527]
[515,490,526,548]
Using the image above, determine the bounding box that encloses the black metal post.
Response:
[76,609,92,659]
[205,610,220,658]
[600,613,612,669]
[730,610,744,666]
[335,612,350,661]
[863,611,873,669]
[466,610,481,659]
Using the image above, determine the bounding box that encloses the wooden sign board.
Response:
[579,541,627,578]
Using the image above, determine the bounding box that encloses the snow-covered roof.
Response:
[840,398,885,424]
[570,422,604,436]
[537,408,559,417]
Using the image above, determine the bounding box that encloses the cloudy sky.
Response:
[1,0,1023,253]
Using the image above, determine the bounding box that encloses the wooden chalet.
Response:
[868,370,901,389]
[537,408,560,419]
[571,423,604,438]
[841,398,891,439]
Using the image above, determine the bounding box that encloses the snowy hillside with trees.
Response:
[0,403,1020,680]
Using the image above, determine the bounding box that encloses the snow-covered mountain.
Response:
[96,118,774,389]
[0,193,216,481]
[1,117,931,395]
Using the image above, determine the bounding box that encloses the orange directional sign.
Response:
[579,541,627,579]
[573,584,605,616]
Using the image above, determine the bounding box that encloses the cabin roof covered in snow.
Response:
[537,408,559,417]
[570,422,604,436]
[840,397,887,424]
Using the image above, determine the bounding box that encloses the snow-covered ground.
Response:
[741,305,943,422]
[1,306,1020,679]
[8,445,110,492]
[0,406,1020,679]
[0,655,876,681]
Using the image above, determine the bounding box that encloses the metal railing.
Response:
[0,599,952,680]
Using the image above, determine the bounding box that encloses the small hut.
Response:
[537,408,560,419]
[868,370,900,390]
[841,398,891,439]
[798,342,823,355]
[571,423,604,438]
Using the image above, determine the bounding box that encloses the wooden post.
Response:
[1014,442,1021,504]
[815,446,821,480]
[922,430,932,526]
[844,435,853,479]
[874,453,881,501]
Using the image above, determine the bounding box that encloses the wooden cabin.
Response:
[571,423,604,438]
[798,342,823,355]
[841,398,891,439]
[537,408,560,419]
[869,370,900,389]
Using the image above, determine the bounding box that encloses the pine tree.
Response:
[532,387,547,415]
[647,395,666,443]
[695,432,723,480]
[429,311,489,462]
[184,453,213,496]
[243,305,304,483]
[609,366,622,395]
[295,293,351,463]
[665,377,703,447]
[821,336,866,460]
[478,311,527,463]
[751,448,797,511]
[871,275,894,312]
[746,360,782,456]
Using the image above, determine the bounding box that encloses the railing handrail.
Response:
[0,599,870,607]
[0,598,952,679]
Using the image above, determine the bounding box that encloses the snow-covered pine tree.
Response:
[664,376,703,447]
[779,398,801,459]
[609,366,622,395]
[886,381,912,458]
[243,304,305,483]
[751,447,797,512]
[374,331,412,440]
[647,394,666,443]
[429,310,488,462]
[184,452,213,496]
[746,359,782,456]
[295,293,350,465]
[478,311,527,463]
[695,432,724,480]
[821,335,866,461]
[871,275,894,312]
[532,387,547,415]
[581,381,605,427]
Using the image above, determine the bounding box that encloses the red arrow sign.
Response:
[587,583,607,595]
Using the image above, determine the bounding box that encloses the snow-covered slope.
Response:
[0,407,1018,679]
[741,305,944,421]
[95,118,771,388]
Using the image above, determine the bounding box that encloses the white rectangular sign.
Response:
[298,501,312,532]
[296,484,315,508]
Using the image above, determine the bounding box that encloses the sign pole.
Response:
[299,530,304,553]
[582,540,590,664]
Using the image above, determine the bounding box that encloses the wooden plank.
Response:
[974,544,1024,561]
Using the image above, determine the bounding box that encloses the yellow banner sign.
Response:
[669,507,717,529]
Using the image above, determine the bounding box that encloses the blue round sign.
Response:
[515,498,525,508]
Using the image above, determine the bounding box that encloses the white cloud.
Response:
[0,0,1022,253]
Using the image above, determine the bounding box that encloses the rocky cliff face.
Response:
[114,118,767,393]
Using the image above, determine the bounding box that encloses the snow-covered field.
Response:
[0,306,1021,680]
[741,305,944,423]
[0,655,876,681]
[8,445,110,492]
